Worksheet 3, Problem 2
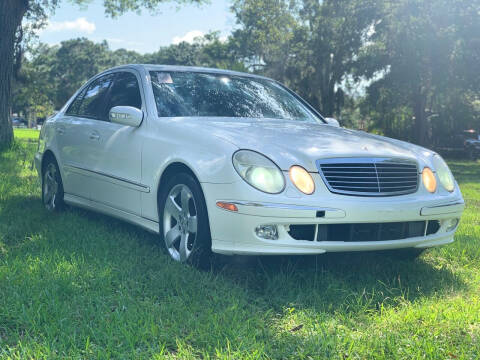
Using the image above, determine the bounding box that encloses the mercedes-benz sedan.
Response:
[35,65,464,265]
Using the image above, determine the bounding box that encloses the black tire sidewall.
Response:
[158,172,212,266]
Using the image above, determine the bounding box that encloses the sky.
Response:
[37,0,235,54]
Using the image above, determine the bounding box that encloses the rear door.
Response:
[61,73,114,199]
[86,71,146,216]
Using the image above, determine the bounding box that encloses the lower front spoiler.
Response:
[205,196,463,256]
[212,232,455,256]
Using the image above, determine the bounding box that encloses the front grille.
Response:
[287,220,440,242]
[318,221,426,242]
[317,157,419,196]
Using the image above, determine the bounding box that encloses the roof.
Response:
[103,64,271,81]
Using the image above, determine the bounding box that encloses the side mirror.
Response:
[325,117,340,127]
[109,106,143,127]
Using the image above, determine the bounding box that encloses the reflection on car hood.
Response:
[170,117,434,171]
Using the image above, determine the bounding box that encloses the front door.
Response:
[86,71,146,216]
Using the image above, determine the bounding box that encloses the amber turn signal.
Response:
[289,165,315,195]
[216,201,238,212]
[422,167,437,193]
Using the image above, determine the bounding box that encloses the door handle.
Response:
[89,132,100,141]
[56,127,65,135]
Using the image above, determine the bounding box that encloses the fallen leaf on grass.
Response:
[289,324,304,332]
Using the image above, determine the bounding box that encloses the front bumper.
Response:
[202,178,464,256]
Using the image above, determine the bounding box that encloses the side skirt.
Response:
[64,193,160,234]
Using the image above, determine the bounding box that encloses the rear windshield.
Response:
[150,71,322,123]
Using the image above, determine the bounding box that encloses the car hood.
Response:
[170,117,434,172]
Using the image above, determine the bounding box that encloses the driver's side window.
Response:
[103,72,142,120]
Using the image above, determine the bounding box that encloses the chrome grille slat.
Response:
[325,175,418,179]
[323,170,417,174]
[330,181,379,184]
[317,157,419,197]
[329,180,417,187]
[324,166,415,169]
[334,184,380,188]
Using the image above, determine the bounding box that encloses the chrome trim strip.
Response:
[316,157,418,164]
[65,164,150,193]
[316,157,419,197]
[223,200,339,212]
[426,200,465,208]
[420,200,465,216]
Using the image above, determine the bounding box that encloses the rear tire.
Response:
[158,172,212,267]
[42,157,65,212]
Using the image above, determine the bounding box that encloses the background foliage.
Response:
[11,0,480,147]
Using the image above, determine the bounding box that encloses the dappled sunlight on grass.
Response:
[12,129,39,141]
[0,132,479,358]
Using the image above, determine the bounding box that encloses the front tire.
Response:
[42,158,65,212]
[158,173,212,266]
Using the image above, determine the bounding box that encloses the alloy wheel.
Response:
[163,184,198,262]
[43,163,59,211]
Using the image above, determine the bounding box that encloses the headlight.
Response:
[422,167,437,193]
[432,155,455,192]
[289,166,315,194]
[233,150,285,193]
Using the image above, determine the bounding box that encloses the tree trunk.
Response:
[320,82,335,117]
[412,89,428,146]
[0,0,28,150]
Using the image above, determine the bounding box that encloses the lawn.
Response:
[0,129,479,359]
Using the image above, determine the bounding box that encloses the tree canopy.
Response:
[3,0,480,149]
[0,0,205,149]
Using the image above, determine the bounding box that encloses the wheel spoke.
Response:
[165,225,181,247]
[46,172,54,184]
[43,185,52,204]
[179,233,188,262]
[163,183,198,263]
[180,188,191,214]
[187,215,197,233]
[42,163,61,211]
[165,196,181,221]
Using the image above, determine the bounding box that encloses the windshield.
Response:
[150,71,323,123]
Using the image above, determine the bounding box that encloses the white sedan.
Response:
[35,65,465,265]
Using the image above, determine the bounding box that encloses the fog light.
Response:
[444,218,459,232]
[255,225,278,240]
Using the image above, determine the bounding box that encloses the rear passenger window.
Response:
[105,72,142,114]
[77,74,114,120]
[66,87,87,116]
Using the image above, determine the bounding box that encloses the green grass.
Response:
[11,129,39,141]
[0,130,479,359]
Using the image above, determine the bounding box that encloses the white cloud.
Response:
[172,30,205,45]
[106,38,125,44]
[105,38,145,51]
[44,17,96,34]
